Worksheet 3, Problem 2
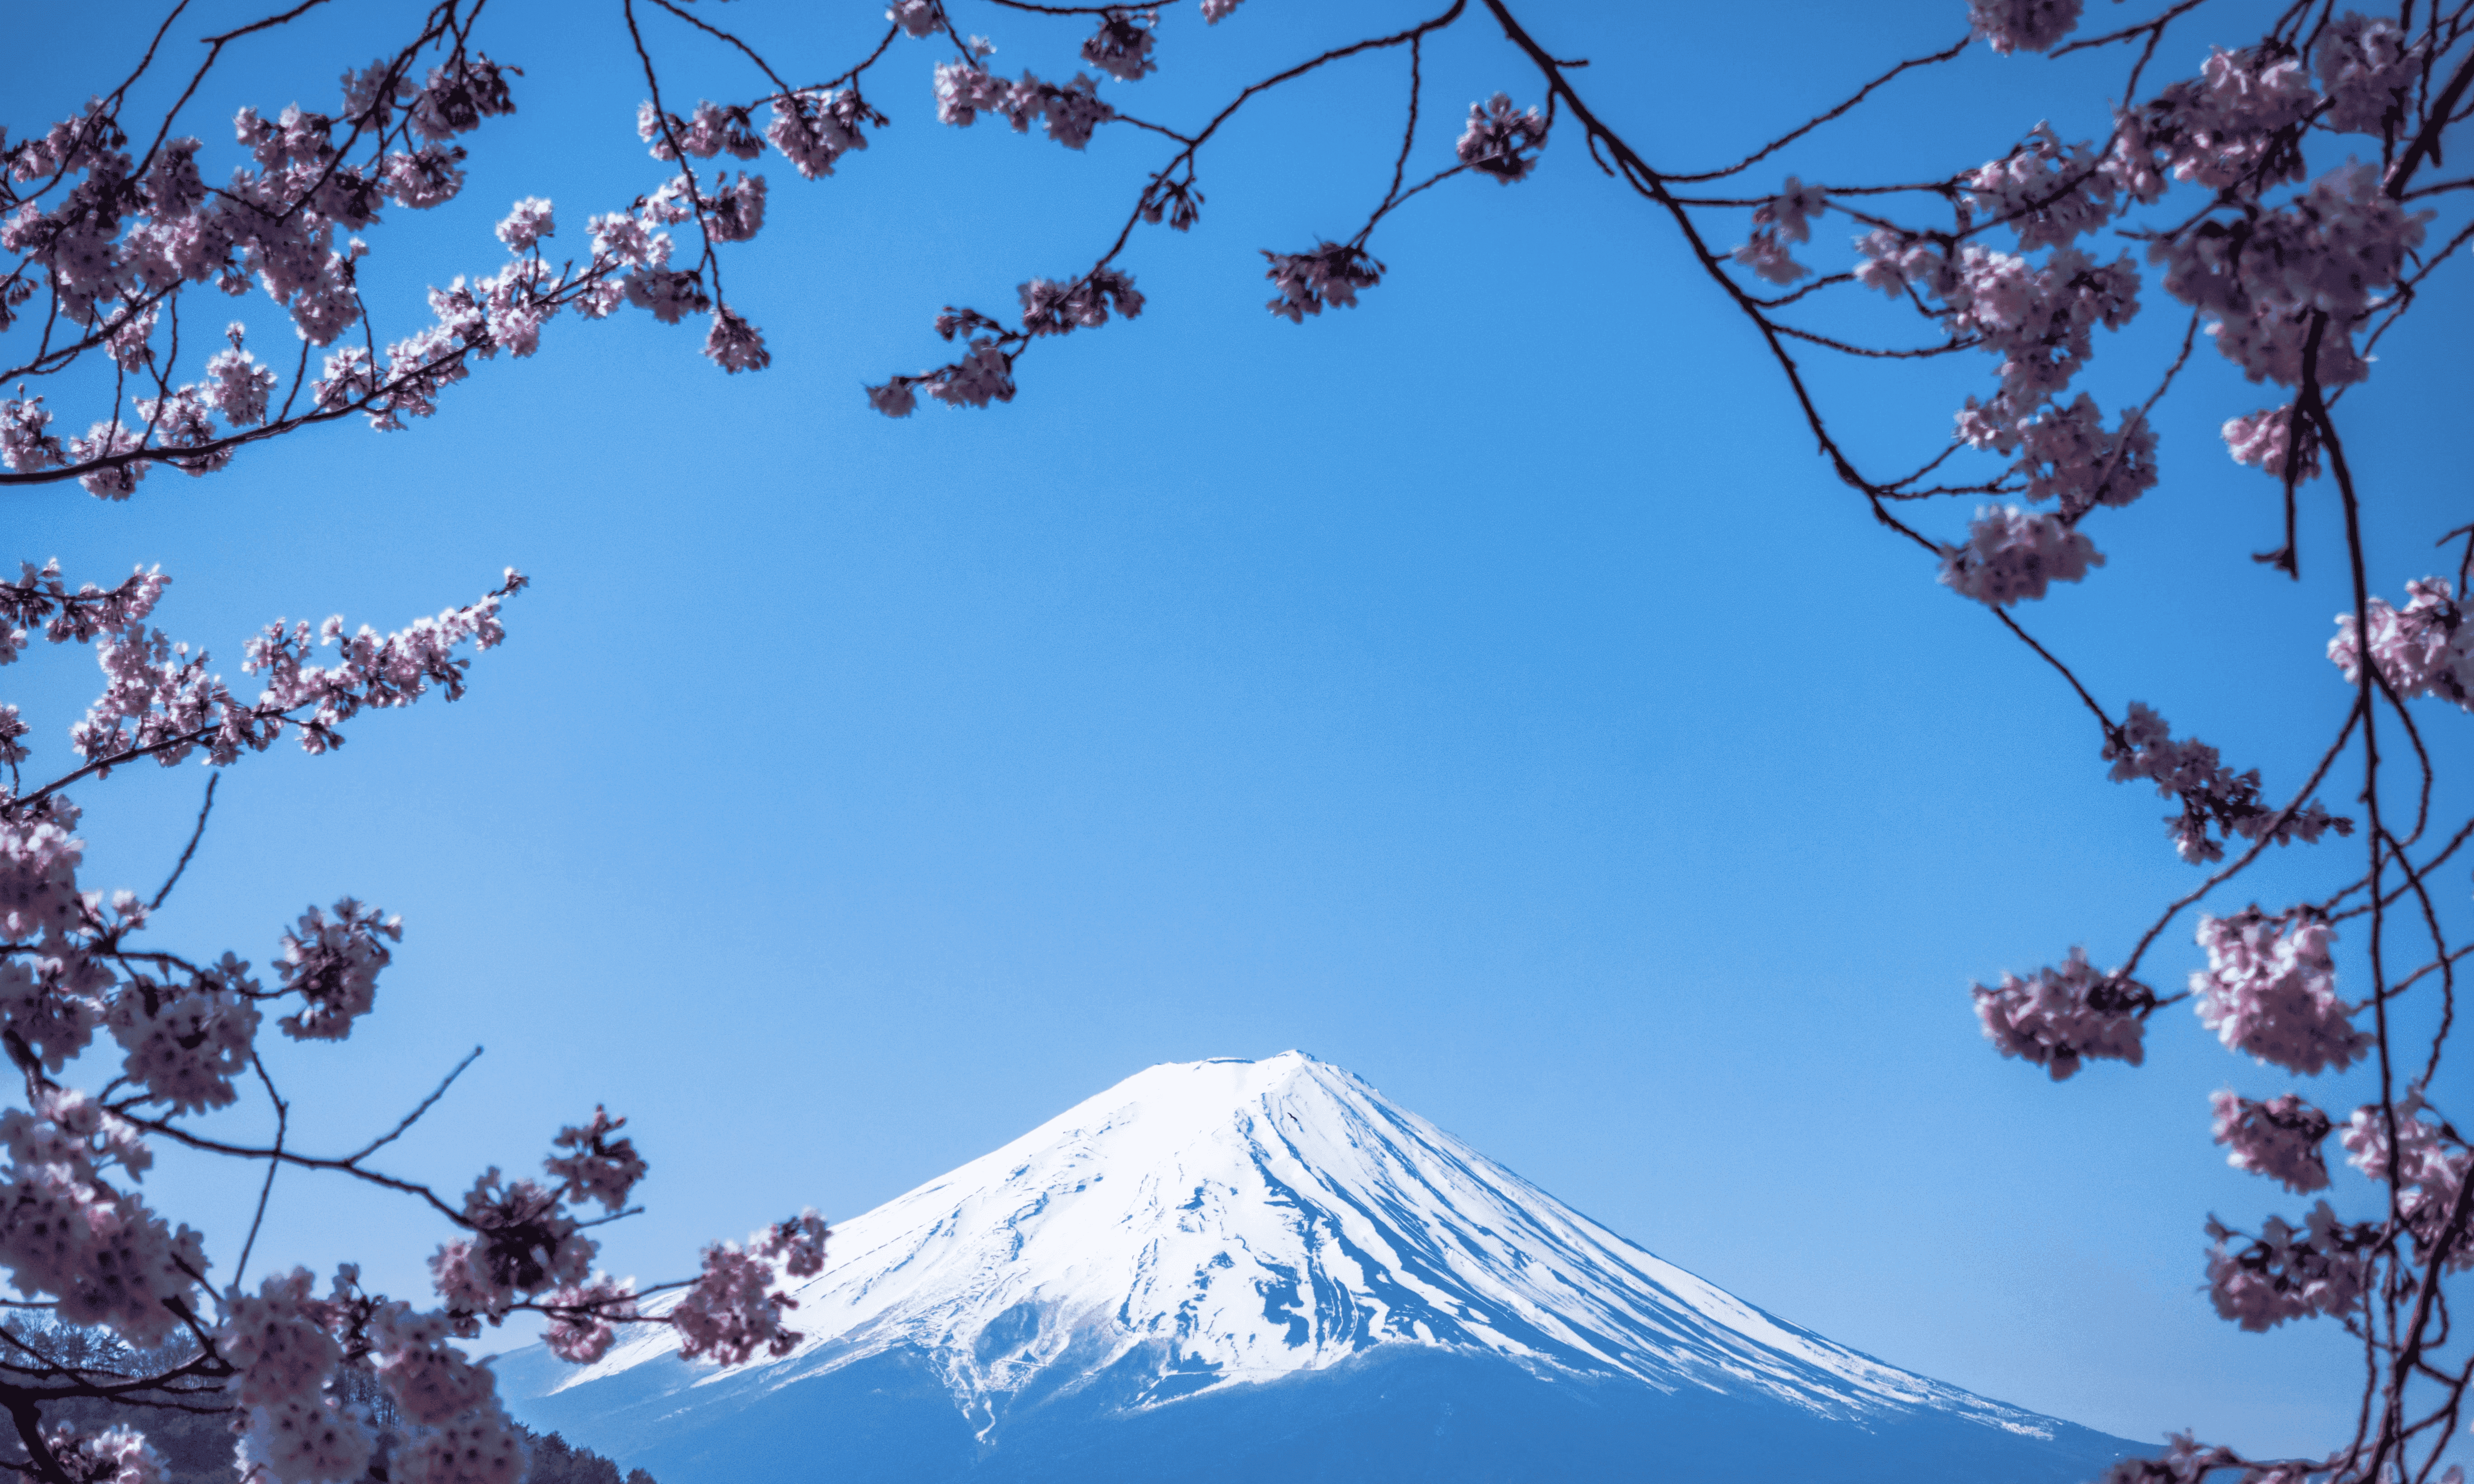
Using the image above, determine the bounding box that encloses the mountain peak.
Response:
[555,1054,2056,1443]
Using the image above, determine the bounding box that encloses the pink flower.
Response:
[2314,13,2417,136]
[220,1268,343,1407]
[2328,579,2472,709]
[2101,702,2348,864]
[1937,504,2101,608]
[1081,12,1158,83]
[702,307,770,373]
[1968,0,2083,53]
[494,197,554,252]
[755,1208,829,1277]
[2221,405,2317,481]
[1972,947,2151,1079]
[2205,1201,2371,1330]
[1262,242,1383,323]
[671,1243,799,1365]
[273,899,399,1041]
[1455,93,1549,182]
[2190,908,2368,1075]
[543,1276,639,1363]
[544,1107,647,1211]
[888,0,945,38]
[45,1425,166,1484]
[2210,1091,2332,1193]
[2340,1091,2474,1272]
[1966,125,2117,248]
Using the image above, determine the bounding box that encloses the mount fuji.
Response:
[498,1052,2138,1482]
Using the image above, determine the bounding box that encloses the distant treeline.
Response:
[0,1317,650,1484]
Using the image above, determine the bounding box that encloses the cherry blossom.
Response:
[2220,405,2317,482]
[2205,1201,2373,1330]
[2009,395,2156,516]
[1967,125,2116,249]
[545,1107,648,1211]
[2100,702,2348,865]
[222,1269,344,1408]
[1968,0,2083,55]
[1455,93,1549,183]
[671,1239,801,1365]
[1081,12,1160,83]
[2328,579,2472,710]
[1971,947,2151,1079]
[44,1426,165,1484]
[542,1275,639,1364]
[2190,908,2368,1076]
[2340,1092,2474,1272]
[2313,14,2418,137]
[2210,1091,2333,1194]
[889,0,946,40]
[1937,504,2100,607]
[1263,242,1384,323]
[493,196,553,252]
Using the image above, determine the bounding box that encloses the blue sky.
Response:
[13,0,2470,1458]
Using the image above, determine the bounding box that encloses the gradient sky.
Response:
[12,0,2470,1459]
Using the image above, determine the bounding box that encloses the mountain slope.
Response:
[501,1052,2137,1482]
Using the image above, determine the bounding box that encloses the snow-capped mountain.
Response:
[500,1053,2136,1483]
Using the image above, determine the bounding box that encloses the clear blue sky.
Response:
[13,0,2469,1458]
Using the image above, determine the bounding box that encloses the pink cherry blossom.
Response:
[544,1107,647,1211]
[888,0,946,39]
[1966,125,2116,249]
[1263,242,1384,323]
[1937,504,2101,607]
[44,1426,165,1484]
[1971,946,2151,1079]
[2328,579,2472,710]
[2205,1201,2372,1330]
[222,1268,345,1407]
[2221,405,2318,481]
[542,1275,639,1363]
[273,900,399,1041]
[2314,14,2417,137]
[671,1239,801,1365]
[2100,702,2348,864]
[493,197,553,252]
[2340,1092,2474,1272]
[1081,12,1159,83]
[1968,0,2084,54]
[2190,908,2368,1075]
[1455,93,1549,182]
[2211,1091,2333,1193]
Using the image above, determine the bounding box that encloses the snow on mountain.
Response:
[543,1051,2054,1442]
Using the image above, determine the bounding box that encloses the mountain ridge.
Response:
[503,1051,2139,1483]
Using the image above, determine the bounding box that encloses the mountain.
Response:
[498,1052,2139,1482]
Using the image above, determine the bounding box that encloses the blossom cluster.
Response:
[2190,908,2368,1076]
[1264,242,1385,324]
[2340,1091,2474,1273]
[1968,0,2084,54]
[2205,1201,2375,1330]
[1972,946,2152,1079]
[669,1209,831,1365]
[2328,578,2473,710]
[57,568,526,772]
[0,1088,201,1343]
[1732,177,1827,285]
[2210,1090,2333,1193]
[0,50,535,494]
[1455,94,1550,183]
[1936,504,2100,607]
[933,65,1114,147]
[2100,702,2349,864]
